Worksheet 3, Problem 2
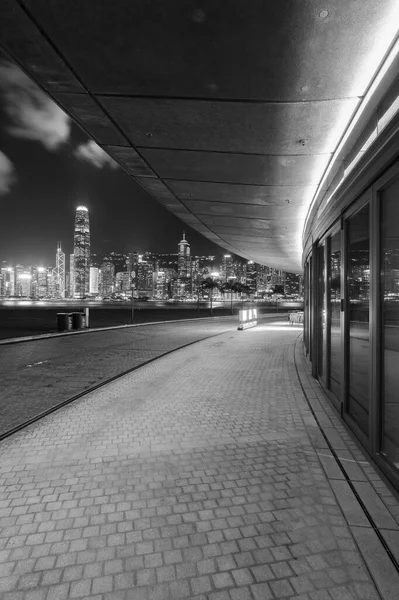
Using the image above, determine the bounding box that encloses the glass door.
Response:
[317,243,326,380]
[380,174,399,469]
[346,202,370,437]
[328,230,342,400]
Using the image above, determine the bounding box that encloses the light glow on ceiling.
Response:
[304,30,399,236]
[348,6,399,98]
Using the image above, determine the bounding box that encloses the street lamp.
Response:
[131,285,135,324]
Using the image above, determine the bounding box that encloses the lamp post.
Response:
[131,285,135,324]
[197,280,200,318]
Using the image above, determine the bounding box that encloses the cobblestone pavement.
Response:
[1,320,399,599]
[0,317,242,437]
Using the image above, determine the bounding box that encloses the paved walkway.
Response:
[0,317,243,437]
[1,320,399,600]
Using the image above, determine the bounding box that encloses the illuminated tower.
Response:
[73,206,90,298]
[221,254,234,282]
[177,232,191,278]
[177,232,191,296]
[52,241,65,298]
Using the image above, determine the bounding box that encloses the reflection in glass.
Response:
[317,244,326,379]
[329,232,341,399]
[304,262,310,353]
[347,204,370,436]
[381,177,399,469]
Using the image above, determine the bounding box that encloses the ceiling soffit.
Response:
[138,149,330,187]
[100,96,358,155]
[1,0,397,272]
[19,0,394,101]
[166,181,317,206]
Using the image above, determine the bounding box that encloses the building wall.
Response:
[302,79,399,490]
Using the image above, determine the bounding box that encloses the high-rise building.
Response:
[36,267,48,298]
[18,272,32,297]
[127,252,139,281]
[115,271,131,292]
[69,254,75,298]
[73,205,90,298]
[155,271,167,298]
[177,233,191,279]
[284,272,302,295]
[177,232,191,296]
[47,268,58,298]
[136,258,154,295]
[89,267,99,295]
[0,266,15,297]
[246,261,257,294]
[221,254,234,282]
[53,242,65,298]
[256,264,269,294]
[100,261,115,297]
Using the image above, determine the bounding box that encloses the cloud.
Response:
[0,60,70,149]
[74,140,118,169]
[0,151,15,195]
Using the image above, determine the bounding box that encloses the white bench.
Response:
[289,311,304,325]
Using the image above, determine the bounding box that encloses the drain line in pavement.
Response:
[0,329,230,443]
[293,337,399,576]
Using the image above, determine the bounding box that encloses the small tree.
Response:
[231,282,251,308]
[201,277,220,316]
[220,281,235,315]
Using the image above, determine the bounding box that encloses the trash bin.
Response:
[57,313,73,331]
[72,312,86,329]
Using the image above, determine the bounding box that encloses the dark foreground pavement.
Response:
[0,316,242,437]
[1,319,399,599]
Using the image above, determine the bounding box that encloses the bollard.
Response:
[56,313,73,331]
[84,307,89,328]
[71,312,86,329]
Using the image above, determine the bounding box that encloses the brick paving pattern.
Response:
[0,319,398,599]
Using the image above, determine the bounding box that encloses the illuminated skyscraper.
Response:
[69,254,75,298]
[177,232,191,296]
[52,242,65,298]
[100,261,115,297]
[89,267,99,295]
[73,206,90,298]
[221,254,234,282]
[246,261,257,294]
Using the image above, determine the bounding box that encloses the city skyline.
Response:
[1,205,301,300]
[0,51,224,265]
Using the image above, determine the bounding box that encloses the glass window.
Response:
[329,231,341,399]
[317,244,326,379]
[308,256,313,362]
[304,261,310,353]
[381,176,399,468]
[347,204,370,436]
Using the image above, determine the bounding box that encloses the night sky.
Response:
[0,51,223,266]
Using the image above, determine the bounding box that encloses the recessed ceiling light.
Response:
[319,10,329,18]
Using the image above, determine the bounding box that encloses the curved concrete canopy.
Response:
[0,0,398,272]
